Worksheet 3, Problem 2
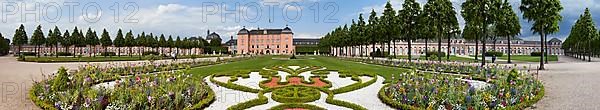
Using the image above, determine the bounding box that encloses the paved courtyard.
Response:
[0,55,599,110]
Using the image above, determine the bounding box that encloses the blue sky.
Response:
[0,0,599,42]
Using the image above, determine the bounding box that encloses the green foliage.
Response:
[485,51,504,57]
[227,91,268,110]
[370,50,388,58]
[12,24,28,52]
[271,86,321,103]
[530,52,547,56]
[268,103,326,110]
[425,51,446,57]
[0,35,9,56]
[100,29,112,47]
[56,52,73,56]
[51,67,69,91]
[100,52,116,56]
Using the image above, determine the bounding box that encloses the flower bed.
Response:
[31,67,212,110]
[380,69,543,109]
[29,56,253,110]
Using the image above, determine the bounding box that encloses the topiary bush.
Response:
[370,50,388,58]
[485,51,504,57]
[530,52,547,56]
[426,51,446,57]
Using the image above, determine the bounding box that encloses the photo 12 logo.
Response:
[0,1,340,24]
[1,1,139,23]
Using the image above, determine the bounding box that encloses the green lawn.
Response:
[189,56,409,82]
[498,55,558,62]
[20,55,221,63]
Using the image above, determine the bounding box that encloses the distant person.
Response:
[492,54,497,63]
[171,52,177,61]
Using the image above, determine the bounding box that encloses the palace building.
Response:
[235,26,295,55]
[330,37,564,56]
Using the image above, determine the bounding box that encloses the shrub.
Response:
[268,103,327,110]
[332,76,376,94]
[530,52,547,56]
[426,51,446,57]
[142,51,160,56]
[325,92,367,110]
[100,52,116,56]
[485,51,504,57]
[227,91,268,110]
[290,54,297,59]
[369,50,388,58]
[56,52,73,56]
[20,52,37,56]
[52,67,70,91]
[271,86,321,103]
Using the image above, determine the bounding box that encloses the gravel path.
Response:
[532,55,600,110]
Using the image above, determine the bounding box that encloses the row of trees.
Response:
[563,8,599,62]
[320,0,562,70]
[0,33,9,56]
[12,24,219,58]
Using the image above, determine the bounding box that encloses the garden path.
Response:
[532,55,600,109]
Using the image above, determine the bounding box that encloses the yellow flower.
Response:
[506,93,511,98]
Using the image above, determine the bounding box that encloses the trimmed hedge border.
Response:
[268,103,327,110]
[324,90,368,110]
[185,85,216,110]
[271,86,321,103]
[226,91,268,110]
[210,75,260,93]
[378,84,422,110]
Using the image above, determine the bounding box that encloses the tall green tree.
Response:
[423,0,458,62]
[175,36,182,56]
[124,30,135,56]
[520,0,563,70]
[100,29,112,57]
[71,27,84,56]
[0,33,9,56]
[159,34,167,55]
[86,28,99,56]
[399,0,421,62]
[495,0,521,63]
[357,14,367,57]
[367,9,379,59]
[61,30,71,56]
[50,26,62,57]
[12,24,28,56]
[113,29,125,57]
[45,30,54,57]
[31,25,45,58]
[167,35,174,53]
[381,2,397,57]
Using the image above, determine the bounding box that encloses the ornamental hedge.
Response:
[268,103,327,110]
[226,91,268,110]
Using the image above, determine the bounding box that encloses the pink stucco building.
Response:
[236,26,295,55]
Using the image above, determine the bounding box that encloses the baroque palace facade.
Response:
[235,26,295,55]
[331,38,564,56]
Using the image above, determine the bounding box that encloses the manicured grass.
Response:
[189,56,409,82]
[20,55,220,63]
[498,55,558,62]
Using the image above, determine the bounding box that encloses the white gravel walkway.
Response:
[335,76,393,110]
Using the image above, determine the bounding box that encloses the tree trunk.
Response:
[447,34,451,60]
[545,35,549,64]
[438,34,442,62]
[425,38,429,60]
[117,47,121,57]
[73,47,76,57]
[129,47,132,57]
[482,28,487,67]
[55,45,59,58]
[539,29,545,70]
[408,40,412,62]
[371,43,375,59]
[475,37,479,60]
[508,36,512,63]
